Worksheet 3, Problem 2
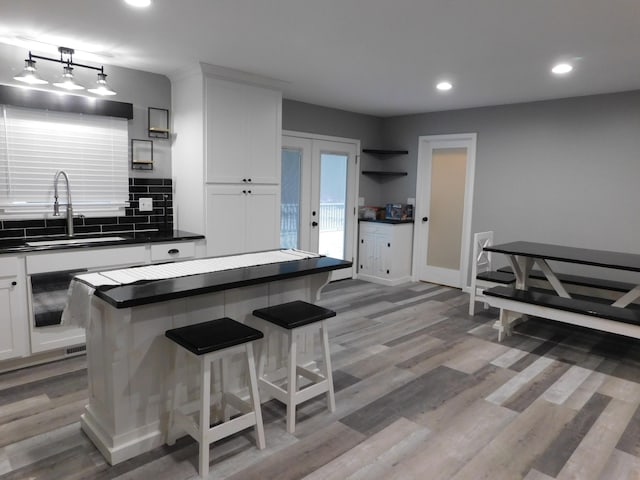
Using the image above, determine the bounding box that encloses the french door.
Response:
[281,132,359,280]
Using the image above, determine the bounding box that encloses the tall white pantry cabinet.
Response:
[171,64,283,256]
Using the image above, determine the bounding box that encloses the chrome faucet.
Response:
[53,170,74,237]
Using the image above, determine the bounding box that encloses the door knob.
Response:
[312,221,318,227]
[422,216,429,222]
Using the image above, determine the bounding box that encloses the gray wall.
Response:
[384,90,640,276]
[282,99,387,205]
[0,42,172,178]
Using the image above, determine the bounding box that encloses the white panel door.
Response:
[206,185,246,256]
[414,134,476,288]
[245,185,281,253]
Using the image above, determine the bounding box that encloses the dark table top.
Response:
[485,241,640,273]
[93,255,352,309]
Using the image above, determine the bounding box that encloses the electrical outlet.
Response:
[139,197,153,212]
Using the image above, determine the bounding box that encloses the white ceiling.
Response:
[1,0,639,117]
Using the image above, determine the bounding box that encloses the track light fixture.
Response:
[14,47,116,96]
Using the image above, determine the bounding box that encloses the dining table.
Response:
[484,241,640,307]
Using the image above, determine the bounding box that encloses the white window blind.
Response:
[0,105,129,213]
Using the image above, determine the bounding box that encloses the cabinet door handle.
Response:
[242,178,247,182]
[361,239,364,243]
[242,190,247,194]
[387,243,391,247]
[11,281,17,286]
[422,216,429,222]
[312,221,318,227]
[168,248,180,255]
[247,178,252,182]
[247,190,252,194]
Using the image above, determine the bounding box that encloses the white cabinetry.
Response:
[0,257,28,361]
[204,72,282,256]
[205,77,281,185]
[206,184,280,256]
[357,222,413,286]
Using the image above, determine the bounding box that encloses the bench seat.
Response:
[476,270,516,284]
[483,285,640,341]
[497,267,636,293]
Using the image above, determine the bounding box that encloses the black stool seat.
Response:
[253,300,336,330]
[165,317,263,355]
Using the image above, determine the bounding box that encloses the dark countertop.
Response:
[94,256,352,309]
[359,218,414,224]
[0,229,205,255]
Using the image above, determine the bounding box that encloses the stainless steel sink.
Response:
[27,236,128,247]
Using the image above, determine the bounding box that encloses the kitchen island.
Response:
[67,250,351,465]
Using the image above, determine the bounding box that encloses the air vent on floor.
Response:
[66,345,87,355]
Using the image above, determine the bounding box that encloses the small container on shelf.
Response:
[385,203,413,220]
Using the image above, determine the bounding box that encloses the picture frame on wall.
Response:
[148,107,170,139]
[131,139,153,170]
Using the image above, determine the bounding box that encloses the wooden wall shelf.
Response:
[362,149,408,155]
[362,171,408,176]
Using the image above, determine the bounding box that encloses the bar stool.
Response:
[252,300,336,433]
[165,317,266,479]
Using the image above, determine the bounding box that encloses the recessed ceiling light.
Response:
[436,81,453,91]
[124,0,151,7]
[551,63,573,75]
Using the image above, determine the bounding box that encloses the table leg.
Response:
[535,258,571,298]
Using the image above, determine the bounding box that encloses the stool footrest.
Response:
[259,376,330,406]
[297,365,326,384]
[223,392,253,415]
[259,378,288,403]
[173,409,259,445]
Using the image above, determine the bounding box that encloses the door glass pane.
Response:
[319,152,347,259]
[426,148,467,269]
[281,148,301,248]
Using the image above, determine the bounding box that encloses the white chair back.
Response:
[469,231,494,315]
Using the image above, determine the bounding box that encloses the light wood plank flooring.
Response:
[2,280,640,479]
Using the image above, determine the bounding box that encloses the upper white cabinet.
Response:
[205,76,282,185]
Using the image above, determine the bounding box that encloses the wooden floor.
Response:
[2,279,640,479]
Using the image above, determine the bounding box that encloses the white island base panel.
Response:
[80,273,331,465]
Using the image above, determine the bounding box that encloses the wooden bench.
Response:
[484,285,640,341]
[496,266,637,302]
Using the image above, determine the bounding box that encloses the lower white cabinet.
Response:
[358,221,413,286]
[206,184,280,256]
[0,257,28,361]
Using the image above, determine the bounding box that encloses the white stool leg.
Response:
[246,343,266,449]
[256,327,268,380]
[167,344,181,446]
[320,321,336,412]
[286,330,298,434]
[198,356,212,479]
[220,355,230,422]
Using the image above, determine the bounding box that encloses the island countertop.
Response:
[92,255,352,309]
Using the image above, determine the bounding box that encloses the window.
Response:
[0,105,129,215]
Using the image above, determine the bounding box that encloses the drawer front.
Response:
[150,242,196,262]
[26,245,147,274]
[0,257,19,277]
